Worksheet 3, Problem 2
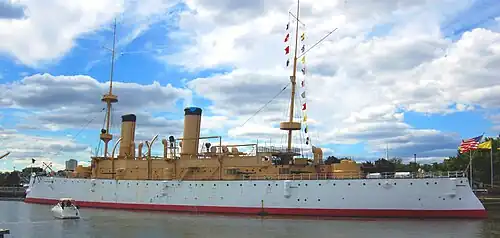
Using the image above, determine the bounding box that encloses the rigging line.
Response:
[240,83,290,128]
[288,11,306,27]
[297,28,338,58]
[52,108,106,158]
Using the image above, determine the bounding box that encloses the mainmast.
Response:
[279,0,302,152]
[100,19,119,159]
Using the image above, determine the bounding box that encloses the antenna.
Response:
[99,18,119,161]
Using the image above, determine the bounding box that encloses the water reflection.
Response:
[0,201,498,238]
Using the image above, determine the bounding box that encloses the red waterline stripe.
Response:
[24,197,488,219]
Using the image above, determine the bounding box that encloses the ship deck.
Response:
[57,171,467,181]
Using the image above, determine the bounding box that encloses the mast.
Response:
[100,18,119,160]
[280,0,302,153]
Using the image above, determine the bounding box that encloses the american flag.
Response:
[459,135,483,153]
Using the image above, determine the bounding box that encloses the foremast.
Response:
[100,19,118,161]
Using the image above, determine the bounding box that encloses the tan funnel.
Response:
[118,114,136,159]
[182,107,202,156]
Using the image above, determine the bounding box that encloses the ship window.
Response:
[410,182,413,185]
[305,199,307,202]
[318,199,321,201]
[348,183,350,186]
[240,184,242,186]
[393,183,396,185]
[305,184,308,186]
[378,183,381,185]
[319,184,322,186]
[213,184,216,186]
[279,168,290,174]
[418,198,421,201]
[225,169,238,175]
[146,183,148,186]
[333,183,336,186]
[434,182,438,185]
[459,198,462,200]
[362,183,365,186]
[443,198,445,200]
[297,199,300,201]
[189,184,192,186]
[275,184,278,186]
[254,184,256,186]
[268,184,271,186]
[426,182,429,185]
[226,184,229,186]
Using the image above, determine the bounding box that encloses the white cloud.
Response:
[165,0,500,159]
[2,0,500,167]
[0,0,183,67]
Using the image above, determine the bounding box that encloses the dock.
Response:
[0,229,9,238]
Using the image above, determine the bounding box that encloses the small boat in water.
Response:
[51,198,80,219]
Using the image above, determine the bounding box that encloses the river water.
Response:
[0,200,499,238]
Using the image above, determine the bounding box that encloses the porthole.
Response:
[434,182,438,185]
[254,184,256,186]
[410,182,413,185]
[305,184,308,186]
[240,184,242,186]
[226,184,229,186]
[213,184,216,186]
[362,183,366,186]
[378,183,381,185]
[268,184,271,186]
[393,183,396,185]
[348,183,351,186]
[459,198,462,200]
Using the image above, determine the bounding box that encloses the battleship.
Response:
[24,2,487,218]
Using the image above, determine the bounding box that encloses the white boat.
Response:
[51,198,80,219]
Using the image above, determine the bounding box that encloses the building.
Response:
[65,159,78,171]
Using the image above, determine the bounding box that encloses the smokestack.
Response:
[138,142,143,160]
[182,107,202,156]
[162,139,168,159]
[119,114,136,159]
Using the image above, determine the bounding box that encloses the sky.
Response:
[1,0,500,172]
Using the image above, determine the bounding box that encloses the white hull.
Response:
[25,175,487,218]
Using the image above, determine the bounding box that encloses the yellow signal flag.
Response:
[478,140,492,150]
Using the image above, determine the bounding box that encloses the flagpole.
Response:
[469,149,473,188]
[491,139,494,188]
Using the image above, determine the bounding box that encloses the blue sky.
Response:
[1,0,500,171]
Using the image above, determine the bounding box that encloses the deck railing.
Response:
[237,171,467,181]
[39,171,467,181]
